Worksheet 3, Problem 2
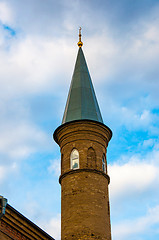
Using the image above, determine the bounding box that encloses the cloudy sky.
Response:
[0,0,159,239]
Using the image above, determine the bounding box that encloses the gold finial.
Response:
[77,27,83,47]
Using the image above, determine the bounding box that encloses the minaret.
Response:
[53,29,112,240]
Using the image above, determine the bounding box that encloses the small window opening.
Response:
[102,154,106,173]
[70,149,79,170]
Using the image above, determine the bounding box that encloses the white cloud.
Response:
[0,95,52,163]
[85,34,118,82]
[109,161,158,200]
[0,119,50,186]
[103,102,154,132]
[0,161,18,186]
[0,121,49,160]
[109,144,159,201]
[48,159,60,177]
[109,142,159,239]
[120,108,152,130]
[40,214,61,240]
[0,35,76,98]
[0,2,13,24]
[23,195,44,221]
[113,205,159,240]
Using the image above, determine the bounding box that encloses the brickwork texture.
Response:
[54,120,112,240]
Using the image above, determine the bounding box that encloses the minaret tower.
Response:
[54,29,112,240]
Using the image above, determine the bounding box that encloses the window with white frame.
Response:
[70,149,79,170]
[102,154,106,173]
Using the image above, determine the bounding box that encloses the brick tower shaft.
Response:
[54,120,112,240]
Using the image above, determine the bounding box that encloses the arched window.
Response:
[61,154,63,173]
[70,149,79,170]
[87,147,96,168]
[102,154,106,173]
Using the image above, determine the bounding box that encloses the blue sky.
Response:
[0,0,159,239]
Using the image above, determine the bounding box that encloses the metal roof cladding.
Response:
[62,45,103,124]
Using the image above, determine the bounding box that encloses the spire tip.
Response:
[77,27,83,47]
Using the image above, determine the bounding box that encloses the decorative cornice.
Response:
[53,119,112,144]
[59,168,110,184]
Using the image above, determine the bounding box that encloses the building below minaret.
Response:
[0,196,55,240]
[54,29,112,240]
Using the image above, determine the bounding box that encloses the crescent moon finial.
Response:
[77,27,83,47]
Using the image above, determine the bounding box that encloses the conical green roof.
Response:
[62,47,103,124]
